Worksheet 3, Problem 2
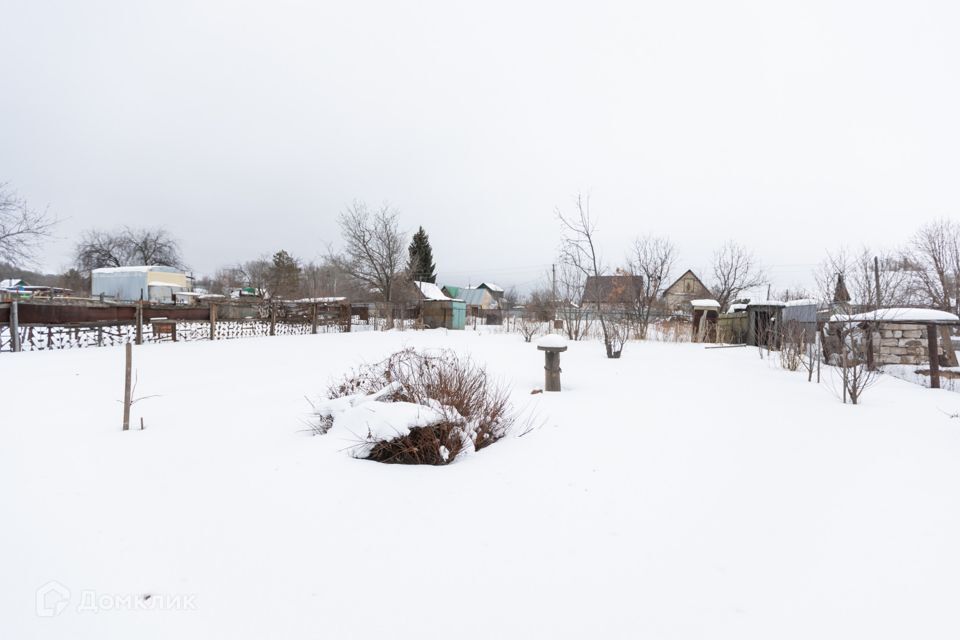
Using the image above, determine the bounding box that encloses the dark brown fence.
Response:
[0,299,353,353]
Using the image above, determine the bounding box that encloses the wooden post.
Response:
[544,350,561,391]
[122,342,132,430]
[9,299,20,352]
[135,301,143,345]
[311,303,318,334]
[538,345,567,392]
[269,302,276,336]
[209,303,218,340]
[927,324,941,389]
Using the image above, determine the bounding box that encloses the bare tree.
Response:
[907,219,960,314]
[75,226,184,272]
[710,240,766,310]
[814,246,913,311]
[525,285,557,323]
[329,201,407,302]
[553,261,591,341]
[0,184,56,267]
[557,193,622,357]
[627,235,676,339]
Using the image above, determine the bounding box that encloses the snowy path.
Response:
[2,330,959,638]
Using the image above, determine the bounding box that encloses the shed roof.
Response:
[92,265,182,274]
[831,308,960,325]
[415,281,451,301]
[690,299,721,308]
[458,288,491,306]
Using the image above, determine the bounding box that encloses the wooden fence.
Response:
[0,299,353,353]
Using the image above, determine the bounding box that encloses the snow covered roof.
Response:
[746,300,785,308]
[0,278,26,289]
[478,282,504,293]
[785,298,818,307]
[295,297,348,303]
[690,299,720,308]
[92,265,183,274]
[415,281,451,301]
[831,308,960,325]
[728,303,748,312]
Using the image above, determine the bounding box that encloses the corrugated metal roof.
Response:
[458,288,488,305]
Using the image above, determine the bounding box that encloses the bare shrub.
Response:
[651,317,691,342]
[322,349,514,463]
[517,316,543,342]
[826,321,879,404]
[778,324,807,372]
[604,314,630,358]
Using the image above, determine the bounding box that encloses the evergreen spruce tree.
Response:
[407,226,437,283]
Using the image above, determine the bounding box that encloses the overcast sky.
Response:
[2,0,958,292]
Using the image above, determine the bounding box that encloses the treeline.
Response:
[9,199,442,303]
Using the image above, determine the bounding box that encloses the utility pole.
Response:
[552,263,557,320]
[873,256,882,310]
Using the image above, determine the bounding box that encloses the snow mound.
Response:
[335,401,447,458]
[312,383,450,458]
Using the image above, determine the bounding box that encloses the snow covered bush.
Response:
[314,349,513,464]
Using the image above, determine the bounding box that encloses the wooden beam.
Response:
[122,342,132,430]
[927,323,941,390]
[10,299,20,352]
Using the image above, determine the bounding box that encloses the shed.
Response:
[781,299,819,342]
[92,266,188,302]
[690,299,721,343]
[746,301,785,347]
[415,281,466,330]
[829,308,960,374]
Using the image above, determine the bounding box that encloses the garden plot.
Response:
[2,330,960,639]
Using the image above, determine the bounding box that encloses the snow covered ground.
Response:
[3,329,960,639]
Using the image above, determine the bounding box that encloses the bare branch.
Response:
[0,183,57,267]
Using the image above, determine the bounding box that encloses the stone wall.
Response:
[872,323,941,365]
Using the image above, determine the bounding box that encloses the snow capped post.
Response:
[537,334,568,392]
